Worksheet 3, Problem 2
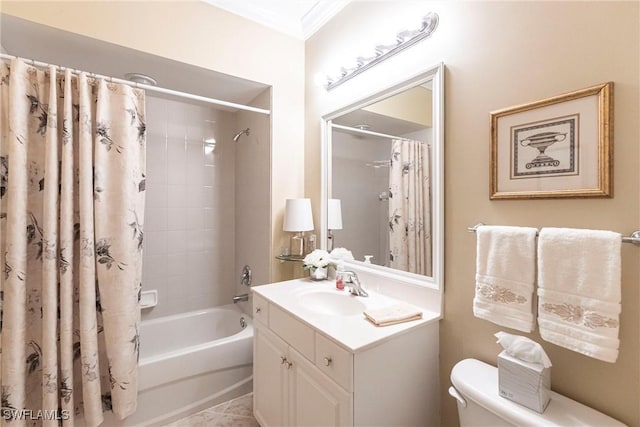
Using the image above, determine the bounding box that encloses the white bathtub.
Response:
[108,304,254,426]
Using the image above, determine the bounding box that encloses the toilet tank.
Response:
[449,359,626,427]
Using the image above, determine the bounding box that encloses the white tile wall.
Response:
[142,95,237,319]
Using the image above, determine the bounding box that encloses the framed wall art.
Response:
[490,82,613,199]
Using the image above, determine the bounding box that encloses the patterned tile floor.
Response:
[167,393,258,427]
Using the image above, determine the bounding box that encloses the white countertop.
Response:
[252,278,440,353]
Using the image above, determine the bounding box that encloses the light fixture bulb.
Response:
[324,12,438,91]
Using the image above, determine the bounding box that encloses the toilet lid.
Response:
[450,359,626,427]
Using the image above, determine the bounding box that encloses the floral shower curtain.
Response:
[388,138,432,276]
[0,59,145,426]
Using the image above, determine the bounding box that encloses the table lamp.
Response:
[283,198,314,257]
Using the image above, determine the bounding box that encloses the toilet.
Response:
[449,359,626,427]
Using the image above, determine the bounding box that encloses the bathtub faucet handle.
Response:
[241,265,252,287]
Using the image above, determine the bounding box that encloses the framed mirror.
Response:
[321,63,444,289]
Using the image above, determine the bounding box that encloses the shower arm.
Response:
[233,128,250,142]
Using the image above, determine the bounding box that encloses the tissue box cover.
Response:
[498,350,550,413]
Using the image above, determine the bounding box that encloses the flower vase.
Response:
[309,266,328,281]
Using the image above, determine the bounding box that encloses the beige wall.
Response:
[1,0,305,282]
[306,2,639,426]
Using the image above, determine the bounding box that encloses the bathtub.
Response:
[109,304,254,426]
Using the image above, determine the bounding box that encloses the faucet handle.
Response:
[342,271,368,297]
[241,265,252,287]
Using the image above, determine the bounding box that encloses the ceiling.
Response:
[202,0,351,40]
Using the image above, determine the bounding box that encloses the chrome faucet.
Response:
[241,265,252,287]
[338,270,368,297]
[233,293,249,303]
[233,265,252,304]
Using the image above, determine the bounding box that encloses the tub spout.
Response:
[233,293,249,303]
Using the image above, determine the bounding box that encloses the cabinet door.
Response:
[254,326,289,427]
[288,348,353,427]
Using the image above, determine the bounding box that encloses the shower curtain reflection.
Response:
[388,138,432,276]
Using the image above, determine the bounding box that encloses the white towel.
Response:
[537,228,621,363]
[474,225,537,332]
[364,303,423,327]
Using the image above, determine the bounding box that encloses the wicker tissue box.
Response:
[498,350,551,413]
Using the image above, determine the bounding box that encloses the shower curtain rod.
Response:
[331,123,412,141]
[0,54,271,116]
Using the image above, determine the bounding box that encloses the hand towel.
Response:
[474,225,537,332]
[364,303,423,327]
[537,228,621,363]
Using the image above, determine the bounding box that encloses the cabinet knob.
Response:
[286,361,293,370]
[323,356,332,367]
[280,356,287,365]
[255,307,262,314]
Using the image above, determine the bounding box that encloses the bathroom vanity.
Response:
[252,279,440,427]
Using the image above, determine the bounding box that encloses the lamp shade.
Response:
[328,198,343,230]
[283,198,314,232]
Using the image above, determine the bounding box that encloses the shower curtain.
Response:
[388,138,432,276]
[0,59,145,426]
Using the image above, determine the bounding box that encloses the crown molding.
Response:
[301,1,351,40]
[201,0,349,40]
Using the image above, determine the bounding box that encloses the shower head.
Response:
[233,128,250,142]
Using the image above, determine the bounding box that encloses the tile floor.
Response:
[167,393,258,427]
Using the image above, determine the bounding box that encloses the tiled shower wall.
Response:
[142,95,237,319]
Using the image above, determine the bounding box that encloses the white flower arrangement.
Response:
[303,247,354,271]
[303,249,331,271]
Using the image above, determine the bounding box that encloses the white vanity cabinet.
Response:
[254,325,353,427]
[252,284,440,427]
[253,297,352,427]
[253,325,288,426]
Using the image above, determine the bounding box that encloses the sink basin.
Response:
[298,290,367,316]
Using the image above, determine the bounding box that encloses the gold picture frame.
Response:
[490,82,613,199]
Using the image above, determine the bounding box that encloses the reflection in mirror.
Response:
[329,81,434,277]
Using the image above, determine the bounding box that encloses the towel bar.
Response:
[467,223,640,246]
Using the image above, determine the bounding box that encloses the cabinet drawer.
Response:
[252,293,269,326]
[315,333,353,392]
[269,305,315,362]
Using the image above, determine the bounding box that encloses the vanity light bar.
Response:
[324,12,439,91]
[467,223,640,246]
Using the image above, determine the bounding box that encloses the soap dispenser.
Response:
[335,261,345,291]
